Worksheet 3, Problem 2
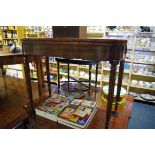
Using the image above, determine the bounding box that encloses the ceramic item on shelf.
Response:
[137,69,143,75]
[147,71,153,75]
[140,93,155,101]
[102,85,127,97]
[106,26,117,31]
[144,82,152,88]
[151,82,155,88]
[131,80,137,86]
[136,37,150,47]
[139,81,144,87]
[10,40,22,53]
[101,85,127,106]
[144,56,150,63]
[128,92,138,97]
[150,56,155,63]
[140,26,150,32]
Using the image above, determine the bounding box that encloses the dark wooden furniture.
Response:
[52,26,87,38]
[21,38,127,129]
[0,51,43,95]
[0,51,28,128]
[0,52,23,69]
[55,58,99,94]
[0,51,24,77]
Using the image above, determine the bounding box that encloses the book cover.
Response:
[69,115,79,123]
[77,115,89,126]
[59,106,77,120]
[81,100,97,108]
[52,102,69,116]
[58,106,97,129]
[70,99,83,106]
[73,106,92,118]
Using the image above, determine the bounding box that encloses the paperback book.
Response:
[35,94,97,128]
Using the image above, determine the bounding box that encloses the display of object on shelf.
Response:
[101,85,127,106]
[5,69,23,79]
[10,40,22,53]
[136,37,151,47]
[134,55,155,64]
[128,92,138,97]
[140,26,150,32]
[140,93,155,101]
[130,80,155,89]
[132,64,155,76]
[106,26,117,31]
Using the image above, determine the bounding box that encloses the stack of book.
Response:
[35,94,97,129]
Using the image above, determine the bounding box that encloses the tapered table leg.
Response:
[114,59,125,115]
[24,55,34,114]
[95,63,98,91]
[36,57,43,98]
[45,56,51,96]
[40,58,45,88]
[57,61,60,94]
[88,64,92,95]
[105,60,118,129]
[67,62,70,92]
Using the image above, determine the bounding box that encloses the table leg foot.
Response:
[105,122,110,129]
[112,111,119,117]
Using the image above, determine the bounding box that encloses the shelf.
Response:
[102,80,128,86]
[31,77,57,83]
[106,31,135,33]
[130,85,155,91]
[3,38,18,40]
[134,95,155,104]
[2,29,17,31]
[103,68,130,74]
[44,78,57,83]
[135,47,155,51]
[79,77,102,82]
[79,66,101,70]
[3,45,13,46]
[30,68,37,71]
[60,73,77,78]
[137,32,155,34]
[132,61,155,66]
[42,61,79,67]
[131,73,155,78]
[23,33,38,35]
[106,35,134,38]
[50,71,57,74]
[125,60,132,62]
[125,60,155,66]
[5,68,22,71]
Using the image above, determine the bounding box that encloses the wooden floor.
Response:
[0,76,133,129]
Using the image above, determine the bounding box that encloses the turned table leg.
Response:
[114,59,125,115]
[45,56,51,96]
[95,63,98,91]
[57,61,60,94]
[36,56,43,98]
[105,60,118,129]
[24,55,34,114]
[67,62,70,92]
